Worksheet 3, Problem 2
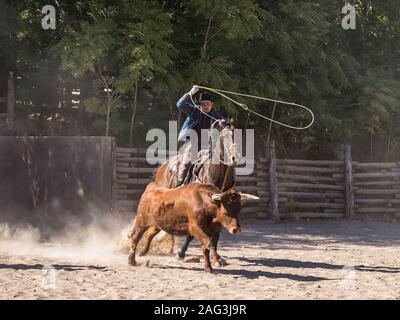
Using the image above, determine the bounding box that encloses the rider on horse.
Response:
[176,85,224,187]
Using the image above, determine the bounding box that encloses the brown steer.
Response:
[127,182,258,273]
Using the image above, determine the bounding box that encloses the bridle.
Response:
[208,120,237,192]
[208,120,237,167]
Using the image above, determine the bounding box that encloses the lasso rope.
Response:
[190,85,315,130]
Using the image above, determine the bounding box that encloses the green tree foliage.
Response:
[54,0,176,137]
[0,0,399,160]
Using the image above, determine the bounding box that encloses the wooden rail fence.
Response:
[113,146,268,216]
[113,142,400,219]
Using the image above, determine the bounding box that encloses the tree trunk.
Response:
[178,110,183,131]
[201,17,212,60]
[385,135,391,162]
[78,90,86,135]
[6,71,15,130]
[166,93,175,120]
[370,132,373,161]
[105,89,111,137]
[129,81,139,147]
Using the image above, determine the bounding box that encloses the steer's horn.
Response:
[212,194,222,201]
[239,192,260,200]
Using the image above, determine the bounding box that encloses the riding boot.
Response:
[176,161,191,187]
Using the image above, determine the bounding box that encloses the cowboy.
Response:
[175,85,224,186]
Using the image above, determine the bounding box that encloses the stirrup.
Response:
[175,174,186,187]
[175,180,184,187]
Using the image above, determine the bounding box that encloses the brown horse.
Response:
[139,120,238,259]
[155,120,237,190]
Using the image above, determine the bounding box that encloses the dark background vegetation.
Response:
[1,0,399,160]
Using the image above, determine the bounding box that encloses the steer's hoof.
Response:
[204,267,213,273]
[213,257,228,267]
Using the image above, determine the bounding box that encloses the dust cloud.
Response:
[0,204,133,265]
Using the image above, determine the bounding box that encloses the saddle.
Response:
[167,150,210,186]
[183,151,210,185]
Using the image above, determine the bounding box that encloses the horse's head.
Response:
[209,120,238,166]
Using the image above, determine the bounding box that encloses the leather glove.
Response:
[188,85,199,96]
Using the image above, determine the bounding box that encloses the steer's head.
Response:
[211,190,259,235]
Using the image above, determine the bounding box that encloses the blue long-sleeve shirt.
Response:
[176,93,224,142]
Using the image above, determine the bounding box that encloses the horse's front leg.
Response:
[176,235,194,260]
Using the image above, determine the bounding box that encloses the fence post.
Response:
[269,140,279,220]
[111,138,117,212]
[344,144,354,218]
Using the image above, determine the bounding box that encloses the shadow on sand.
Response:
[0,263,109,272]
[237,257,400,274]
[147,263,330,282]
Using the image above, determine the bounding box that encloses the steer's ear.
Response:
[212,194,222,201]
[238,192,260,200]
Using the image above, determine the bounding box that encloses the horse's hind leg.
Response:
[138,226,160,256]
[128,226,148,266]
[176,235,194,259]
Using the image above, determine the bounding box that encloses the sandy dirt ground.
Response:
[0,219,399,300]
